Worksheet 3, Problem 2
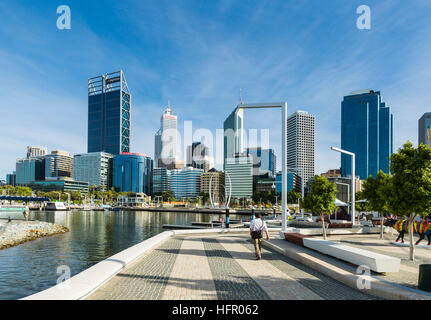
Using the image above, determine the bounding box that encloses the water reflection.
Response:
[0,210,247,300]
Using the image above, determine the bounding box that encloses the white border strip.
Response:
[22,228,280,300]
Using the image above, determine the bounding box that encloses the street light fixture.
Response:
[331,146,356,225]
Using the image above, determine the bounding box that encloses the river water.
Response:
[0,210,248,300]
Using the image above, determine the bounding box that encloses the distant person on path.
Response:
[249,213,270,260]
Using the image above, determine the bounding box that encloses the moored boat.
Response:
[45,202,68,211]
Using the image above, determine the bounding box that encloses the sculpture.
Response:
[384,218,431,245]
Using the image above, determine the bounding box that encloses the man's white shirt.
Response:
[250,218,267,232]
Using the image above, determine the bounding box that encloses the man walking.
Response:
[249,212,270,260]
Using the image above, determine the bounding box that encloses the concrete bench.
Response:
[284,233,311,247]
[302,238,400,273]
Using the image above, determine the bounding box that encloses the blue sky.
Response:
[1,0,431,179]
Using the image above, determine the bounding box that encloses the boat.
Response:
[45,202,68,211]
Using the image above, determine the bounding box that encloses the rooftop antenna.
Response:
[239,88,243,105]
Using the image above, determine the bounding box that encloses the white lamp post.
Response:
[331,146,356,225]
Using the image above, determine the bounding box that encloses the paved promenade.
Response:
[328,232,431,290]
[87,233,376,300]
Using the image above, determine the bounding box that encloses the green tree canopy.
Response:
[388,141,431,260]
[301,176,337,240]
[362,170,391,238]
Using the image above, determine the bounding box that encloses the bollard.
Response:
[251,207,255,221]
[418,264,431,292]
[225,208,230,229]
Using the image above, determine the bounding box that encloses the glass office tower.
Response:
[113,153,153,194]
[246,147,276,177]
[73,152,113,189]
[16,157,45,186]
[419,112,431,148]
[341,90,393,180]
[88,70,131,155]
[223,108,244,168]
[170,167,203,200]
[224,155,253,200]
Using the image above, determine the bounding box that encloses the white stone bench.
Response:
[302,238,400,273]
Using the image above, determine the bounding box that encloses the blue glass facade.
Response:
[170,167,203,200]
[88,71,131,155]
[113,153,153,194]
[16,157,45,186]
[246,147,276,177]
[276,172,300,193]
[341,90,393,180]
[6,172,16,186]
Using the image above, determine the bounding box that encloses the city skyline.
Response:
[1,1,431,179]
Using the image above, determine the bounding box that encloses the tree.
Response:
[388,141,431,261]
[301,176,337,240]
[286,190,300,204]
[362,170,391,238]
[162,190,175,202]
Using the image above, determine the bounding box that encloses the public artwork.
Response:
[384,218,431,245]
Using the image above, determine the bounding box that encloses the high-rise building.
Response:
[155,104,182,168]
[170,167,203,200]
[246,147,276,178]
[45,150,73,180]
[154,130,162,168]
[151,167,171,195]
[26,146,47,158]
[16,157,45,186]
[200,169,225,204]
[224,155,253,200]
[223,108,244,168]
[341,90,393,180]
[286,110,315,185]
[275,171,302,194]
[186,142,214,172]
[73,152,114,189]
[419,113,431,148]
[113,153,152,194]
[88,70,131,155]
[6,172,16,187]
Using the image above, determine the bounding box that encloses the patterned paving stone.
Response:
[217,237,323,300]
[87,237,182,300]
[161,237,217,300]
[237,236,378,300]
[201,237,270,300]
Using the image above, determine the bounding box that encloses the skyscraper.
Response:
[186,142,214,172]
[419,113,431,148]
[286,110,315,185]
[113,153,153,194]
[341,90,393,180]
[151,167,171,194]
[154,104,182,168]
[45,150,73,180]
[223,108,244,168]
[73,152,114,189]
[224,155,253,200]
[170,167,203,200]
[16,157,45,186]
[88,70,131,155]
[245,147,276,178]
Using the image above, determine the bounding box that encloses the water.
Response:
[0,209,247,300]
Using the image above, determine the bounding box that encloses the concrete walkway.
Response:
[87,233,376,300]
[326,233,431,290]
